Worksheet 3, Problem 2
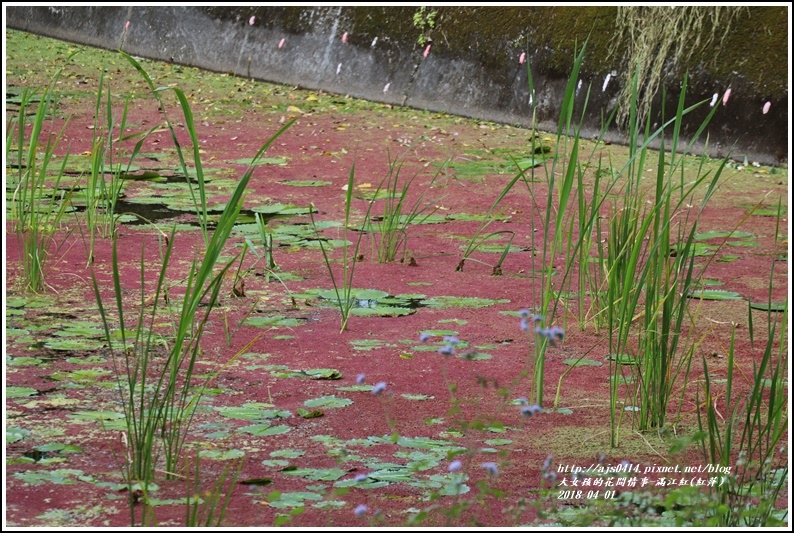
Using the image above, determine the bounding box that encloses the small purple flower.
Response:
[438,345,455,356]
[597,453,606,464]
[532,313,544,323]
[372,382,387,395]
[448,460,462,472]
[354,473,368,482]
[519,308,531,318]
[354,504,368,517]
[520,404,543,417]
[520,318,529,332]
[443,336,460,345]
[419,332,432,343]
[536,326,564,347]
[356,373,366,385]
[542,454,553,471]
[481,462,499,476]
[543,470,557,482]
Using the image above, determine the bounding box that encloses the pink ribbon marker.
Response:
[278,38,285,49]
[249,16,255,26]
[342,32,348,43]
[519,52,525,65]
[423,45,431,58]
[722,88,731,106]
[763,101,771,114]
[125,21,130,30]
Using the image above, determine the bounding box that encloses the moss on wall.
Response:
[200,6,786,99]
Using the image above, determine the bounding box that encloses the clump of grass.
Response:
[367,147,445,263]
[83,60,157,262]
[8,56,78,293]
[91,54,294,525]
[312,160,371,332]
[695,211,787,526]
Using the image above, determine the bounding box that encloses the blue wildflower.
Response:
[356,373,366,385]
[419,332,431,343]
[481,462,499,476]
[354,504,368,517]
[354,473,368,482]
[520,404,543,417]
[443,336,460,345]
[438,344,455,356]
[448,460,463,472]
[372,382,387,395]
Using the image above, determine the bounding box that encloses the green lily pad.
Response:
[349,339,392,351]
[216,404,291,420]
[49,368,112,383]
[7,387,39,398]
[303,368,342,380]
[68,410,125,422]
[562,359,602,367]
[238,424,292,437]
[335,385,374,392]
[456,350,492,361]
[421,296,510,308]
[66,356,108,365]
[282,467,347,481]
[303,396,353,409]
[687,289,744,301]
[695,230,754,240]
[267,491,323,509]
[262,459,290,468]
[350,306,414,317]
[606,354,639,365]
[231,156,288,166]
[251,203,315,216]
[317,288,389,301]
[313,500,346,510]
[14,468,94,485]
[53,325,105,338]
[6,357,42,366]
[199,449,246,461]
[749,301,787,312]
[270,449,305,459]
[244,315,303,328]
[43,338,106,351]
[401,393,435,401]
[484,439,513,446]
[420,329,459,337]
[7,427,31,443]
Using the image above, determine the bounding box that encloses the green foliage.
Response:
[90,53,294,526]
[412,7,438,46]
[365,147,445,263]
[8,59,78,292]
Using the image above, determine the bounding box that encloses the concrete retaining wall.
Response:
[6,5,789,165]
